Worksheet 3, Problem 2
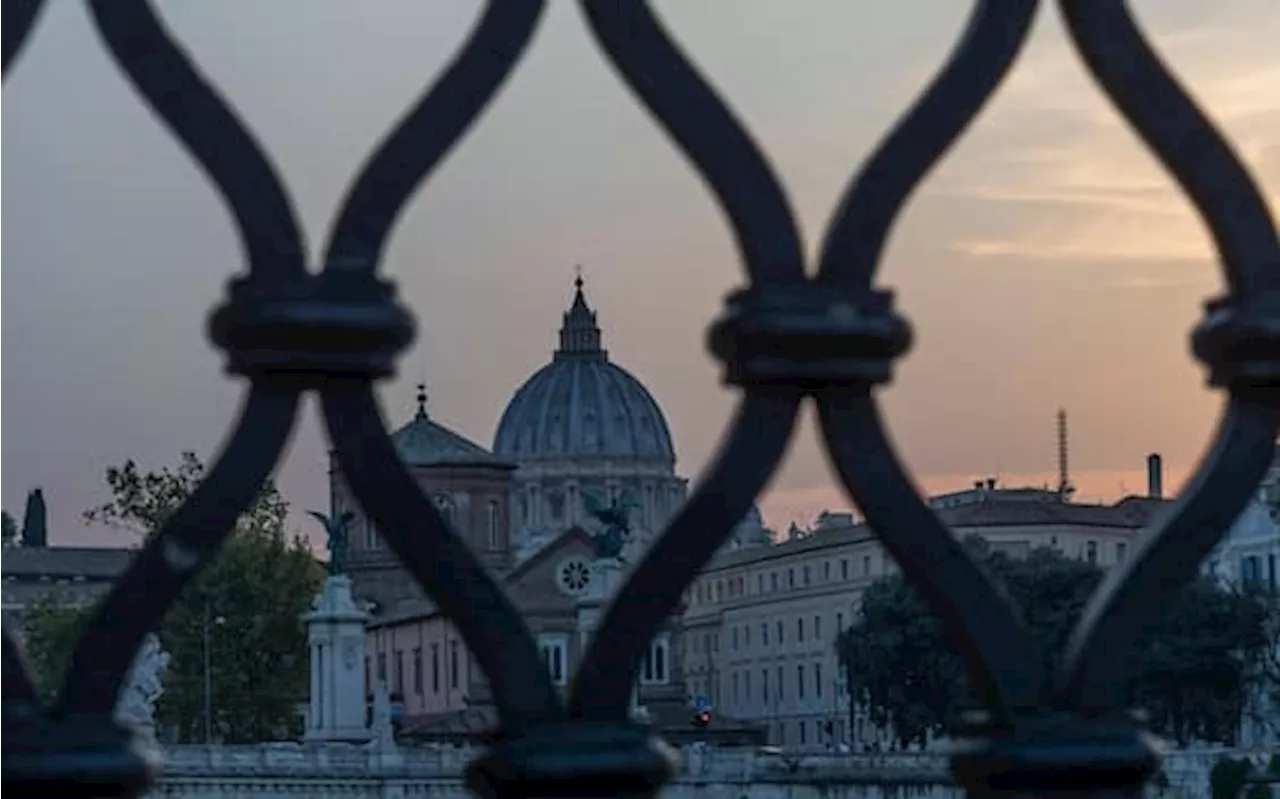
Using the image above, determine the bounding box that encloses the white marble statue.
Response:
[115,633,170,739]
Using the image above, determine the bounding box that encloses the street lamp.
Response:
[202,601,226,744]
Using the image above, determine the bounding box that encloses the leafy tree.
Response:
[836,540,1269,749]
[2,510,21,547]
[60,451,326,743]
[20,591,93,704]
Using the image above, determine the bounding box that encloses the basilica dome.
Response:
[493,277,676,468]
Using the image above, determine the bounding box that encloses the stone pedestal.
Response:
[574,558,647,720]
[303,575,370,742]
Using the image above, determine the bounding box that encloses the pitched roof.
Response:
[704,492,1174,572]
[1,545,135,580]
[390,407,513,469]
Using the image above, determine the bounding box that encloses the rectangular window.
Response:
[815,663,823,698]
[777,666,784,702]
[377,652,387,684]
[762,669,770,703]
[641,634,670,685]
[413,647,423,695]
[538,634,568,686]
[797,664,805,699]
[487,501,501,551]
[761,623,769,647]
[431,643,440,693]
[450,640,460,689]
[836,612,844,633]
[1086,540,1098,564]
[803,565,811,586]
[1116,541,1127,563]
[732,671,740,705]
[841,559,849,580]
[732,627,739,650]
[777,620,784,645]
[771,572,779,591]
[744,625,751,648]
[364,656,371,692]
[799,720,807,745]
[744,670,751,703]
[824,561,831,581]
[797,617,805,643]
[1242,555,1263,585]
[863,555,871,576]
[394,649,405,695]
[758,574,765,593]
[788,568,795,588]
[814,615,822,640]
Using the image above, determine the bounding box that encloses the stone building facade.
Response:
[343,277,698,734]
[681,479,1173,749]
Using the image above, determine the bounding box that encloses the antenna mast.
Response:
[1057,408,1074,502]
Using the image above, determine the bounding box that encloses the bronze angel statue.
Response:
[582,490,639,561]
[308,509,356,576]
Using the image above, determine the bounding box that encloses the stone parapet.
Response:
[145,741,1275,798]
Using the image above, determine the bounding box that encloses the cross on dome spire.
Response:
[557,268,605,358]
[415,383,428,418]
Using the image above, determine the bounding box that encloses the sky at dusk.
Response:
[4,1,1278,549]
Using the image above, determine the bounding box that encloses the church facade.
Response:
[333,277,700,735]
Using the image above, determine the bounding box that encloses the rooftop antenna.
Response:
[1056,408,1075,502]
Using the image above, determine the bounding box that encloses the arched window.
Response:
[433,494,455,527]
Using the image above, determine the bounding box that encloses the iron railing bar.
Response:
[2,631,38,705]
[320,379,560,730]
[87,0,307,284]
[1058,0,1280,295]
[579,1,805,284]
[570,389,802,718]
[1,0,45,77]
[817,390,1042,723]
[324,0,547,273]
[56,384,301,716]
[817,0,1039,289]
[1056,395,1280,711]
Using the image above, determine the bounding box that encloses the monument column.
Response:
[303,510,371,742]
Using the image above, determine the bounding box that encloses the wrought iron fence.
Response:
[2,1,1277,797]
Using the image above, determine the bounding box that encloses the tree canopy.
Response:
[1,510,20,547]
[22,452,324,743]
[836,538,1271,749]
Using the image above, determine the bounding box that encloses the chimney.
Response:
[1146,453,1163,499]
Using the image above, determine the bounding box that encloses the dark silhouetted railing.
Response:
[3,1,1278,797]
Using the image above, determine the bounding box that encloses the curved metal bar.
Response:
[817,391,1042,722]
[87,0,307,283]
[1058,0,1280,295]
[1057,396,1280,711]
[570,390,803,718]
[2,630,38,705]
[56,384,300,716]
[325,0,546,272]
[2,0,46,77]
[817,0,1038,288]
[320,380,559,730]
[579,1,804,284]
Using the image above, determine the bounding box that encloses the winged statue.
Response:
[308,509,356,576]
[582,490,639,561]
